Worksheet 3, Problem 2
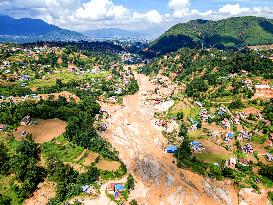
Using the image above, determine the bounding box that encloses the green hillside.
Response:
[151,16,273,53]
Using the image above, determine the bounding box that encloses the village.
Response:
[1,41,273,205]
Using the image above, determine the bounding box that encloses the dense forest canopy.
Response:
[151,16,273,54]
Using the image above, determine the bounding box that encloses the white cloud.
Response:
[219,4,250,15]
[168,0,190,11]
[168,0,190,18]
[74,0,128,20]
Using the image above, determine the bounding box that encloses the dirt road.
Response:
[101,71,238,205]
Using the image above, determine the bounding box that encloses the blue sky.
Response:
[114,0,273,12]
[0,0,272,34]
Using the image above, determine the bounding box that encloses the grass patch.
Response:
[28,71,110,88]
[194,153,230,163]
[188,130,208,140]
[42,135,84,162]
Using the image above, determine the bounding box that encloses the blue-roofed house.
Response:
[227,132,234,138]
[115,184,125,192]
[190,141,204,152]
[165,145,178,153]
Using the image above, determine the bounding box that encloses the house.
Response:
[196,102,203,107]
[241,70,248,75]
[238,130,251,140]
[81,185,96,195]
[238,158,249,166]
[265,153,273,162]
[20,82,27,87]
[107,183,126,198]
[242,144,254,154]
[156,120,167,127]
[109,96,117,103]
[211,131,218,139]
[191,124,198,131]
[227,132,234,139]
[114,88,123,95]
[115,184,125,192]
[165,145,177,153]
[222,118,231,129]
[20,131,28,138]
[21,115,31,126]
[266,140,273,147]
[218,107,227,116]
[200,108,209,121]
[99,123,107,132]
[107,183,116,192]
[233,115,240,124]
[21,75,30,81]
[0,124,7,132]
[270,133,273,140]
[264,120,271,127]
[226,157,236,169]
[190,141,204,153]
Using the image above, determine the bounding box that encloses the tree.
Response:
[178,123,188,137]
[130,199,138,205]
[176,112,184,121]
[0,194,11,205]
[125,174,135,191]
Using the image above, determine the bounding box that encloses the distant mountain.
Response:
[0,15,88,43]
[151,16,273,54]
[83,28,150,39]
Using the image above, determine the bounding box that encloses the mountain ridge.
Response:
[83,28,150,39]
[0,15,88,43]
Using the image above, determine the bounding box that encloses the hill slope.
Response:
[151,16,273,53]
[0,15,88,43]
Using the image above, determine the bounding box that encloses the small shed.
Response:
[82,185,89,192]
[165,145,178,153]
[21,115,31,126]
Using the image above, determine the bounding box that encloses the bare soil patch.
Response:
[96,159,121,171]
[14,119,66,143]
[200,139,232,156]
[83,152,99,166]
[203,122,227,133]
[23,181,55,205]
[241,107,261,115]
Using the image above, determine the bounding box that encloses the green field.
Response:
[42,135,84,162]
[194,153,231,163]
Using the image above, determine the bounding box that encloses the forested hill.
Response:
[0,15,88,43]
[150,16,273,54]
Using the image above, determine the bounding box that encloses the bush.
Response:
[176,112,184,121]
[130,199,138,205]
[268,192,273,202]
[208,164,223,180]
[228,99,245,109]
